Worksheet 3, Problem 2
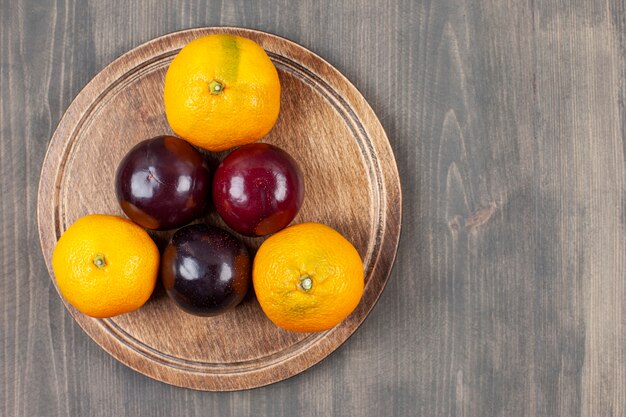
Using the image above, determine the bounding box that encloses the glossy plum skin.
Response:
[115,136,211,230]
[161,224,251,316]
[212,143,304,236]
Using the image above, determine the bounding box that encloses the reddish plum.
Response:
[212,144,304,236]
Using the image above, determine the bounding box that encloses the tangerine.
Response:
[253,222,364,332]
[51,214,159,318]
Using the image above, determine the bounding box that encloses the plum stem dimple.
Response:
[93,254,107,269]
[209,79,224,95]
[298,275,313,292]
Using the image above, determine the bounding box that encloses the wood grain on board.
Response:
[2,0,625,416]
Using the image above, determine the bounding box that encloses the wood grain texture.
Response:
[2,0,625,415]
[36,27,401,391]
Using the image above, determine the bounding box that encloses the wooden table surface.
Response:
[2,0,625,416]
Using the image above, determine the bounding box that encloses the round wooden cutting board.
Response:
[37,27,401,391]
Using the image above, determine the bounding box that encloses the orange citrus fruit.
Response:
[164,34,281,151]
[51,214,159,318]
[253,222,364,332]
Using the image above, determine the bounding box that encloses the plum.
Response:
[212,143,304,236]
[115,135,211,230]
[161,224,251,316]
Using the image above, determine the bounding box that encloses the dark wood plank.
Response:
[1,0,625,415]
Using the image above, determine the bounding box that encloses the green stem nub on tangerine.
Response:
[209,80,224,95]
[298,275,313,292]
[93,254,107,269]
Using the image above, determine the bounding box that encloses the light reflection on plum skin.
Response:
[115,135,211,231]
[161,224,251,317]
[212,143,304,237]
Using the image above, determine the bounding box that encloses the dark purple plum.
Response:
[212,143,304,236]
[115,135,211,230]
[161,224,250,316]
